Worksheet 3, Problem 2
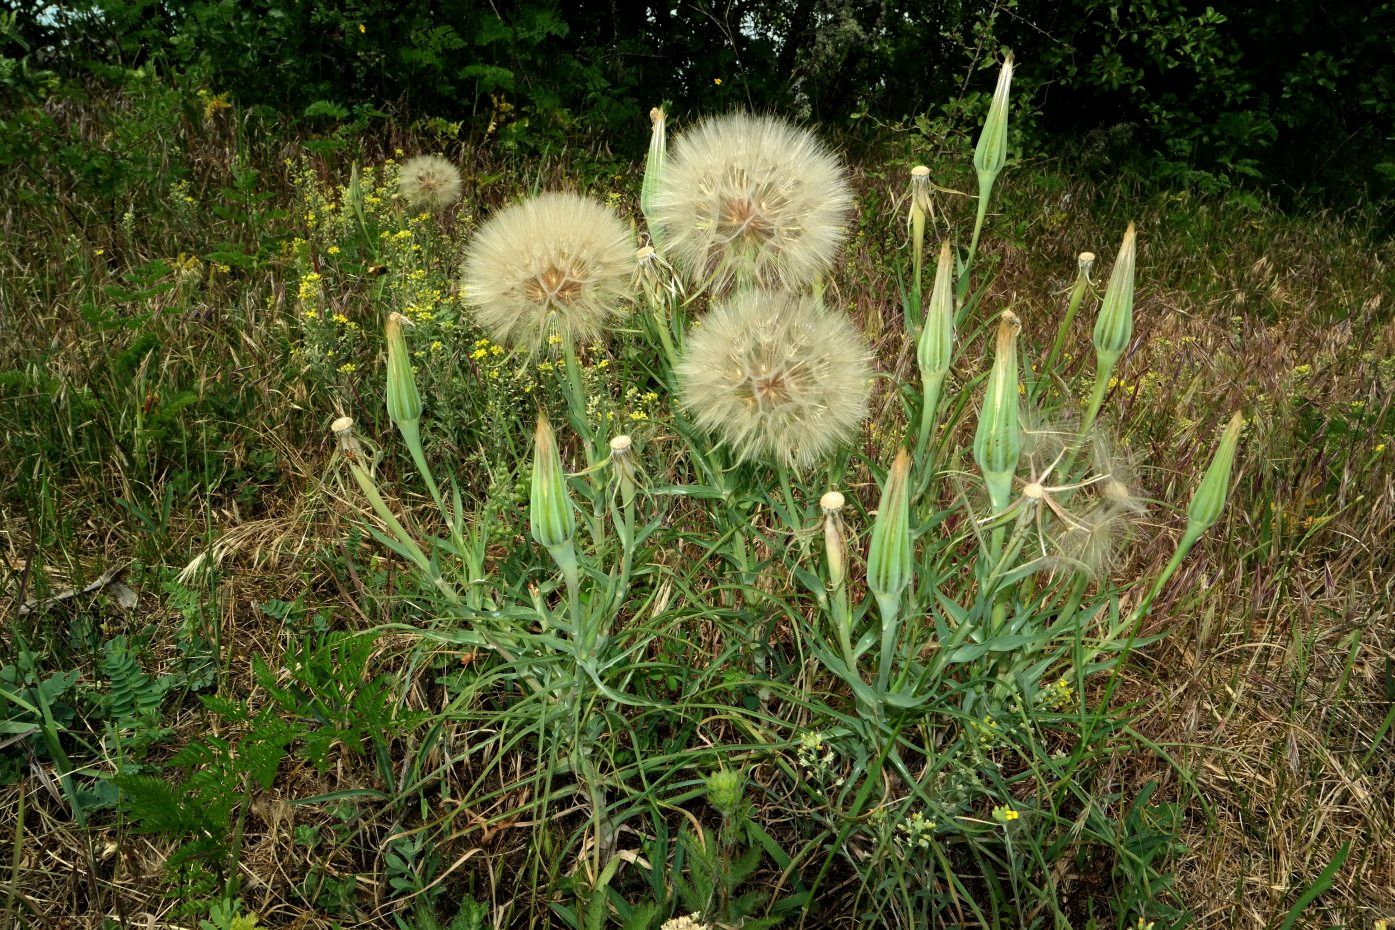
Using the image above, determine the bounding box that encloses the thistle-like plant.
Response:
[460,191,635,352]
[398,154,463,211]
[650,112,852,293]
[675,288,871,469]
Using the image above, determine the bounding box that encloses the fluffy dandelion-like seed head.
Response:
[398,154,463,211]
[677,289,871,469]
[461,192,634,351]
[820,490,846,513]
[651,113,852,292]
[1052,504,1136,579]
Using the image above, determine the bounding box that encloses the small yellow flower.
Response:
[713,77,722,85]
[327,245,341,255]
[358,23,366,33]
[1376,443,1387,454]
[337,362,356,373]
[991,805,1020,824]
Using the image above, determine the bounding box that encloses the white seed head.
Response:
[609,434,632,453]
[910,165,931,180]
[1053,504,1135,579]
[677,289,871,469]
[1022,481,1046,500]
[461,192,635,351]
[820,490,846,513]
[399,154,463,211]
[651,113,853,293]
[330,416,355,435]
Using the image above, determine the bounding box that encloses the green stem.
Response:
[962,174,995,292]
[914,376,944,478]
[1037,276,1091,401]
[875,592,902,693]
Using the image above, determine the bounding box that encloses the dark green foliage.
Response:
[101,635,166,724]
[20,0,1389,200]
[1013,0,1395,204]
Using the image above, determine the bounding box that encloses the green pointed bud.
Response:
[1186,412,1244,535]
[640,106,666,232]
[705,768,744,818]
[385,312,422,426]
[917,240,955,380]
[820,490,847,590]
[529,414,575,552]
[867,450,913,601]
[1092,224,1136,367]
[973,54,1014,185]
[973,311,1022,513]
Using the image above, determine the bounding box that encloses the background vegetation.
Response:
[1,3,1393,928]
[8,0,1395,207]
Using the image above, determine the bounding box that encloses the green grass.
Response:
[2,72,1393,930]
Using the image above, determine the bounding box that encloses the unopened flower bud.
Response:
[1187,412,1244,534]
[974,55,1014,185]
[529,414,575,552]
[867,450,913,602]
[1093,225,1136,362]
[917,240,955,380]
[705,768,744,818]
[385,312,422,426]
[973,310,1022,513]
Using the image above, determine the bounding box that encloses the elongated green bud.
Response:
[1093,224,1136,364]
[866,450,912,600]
[917,240,955,380]
[385,312,422,426]
[973,311,1022,513]
[973,55,1014,185]
[1186,412,1244,534]
[640,106,666,233]
[530,414,575,551]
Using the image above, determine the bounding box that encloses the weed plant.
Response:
[2,60,1393,930]
[322,72,1242,928]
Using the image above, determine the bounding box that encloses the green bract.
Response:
[384,311,422,426]
[1093,223,1137,361]
[973,54,1014,185]
[866,449,912,602]
[917,240,955,381]
[1187,411,1244,534]
[529,414,575,552]
[973,310,1022,513]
